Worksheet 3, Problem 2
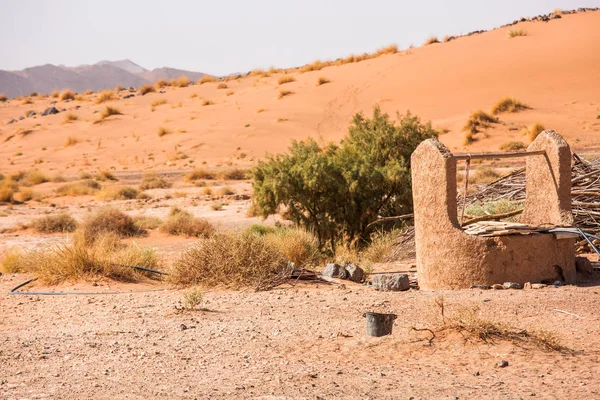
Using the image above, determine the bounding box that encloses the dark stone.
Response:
[503,282,522,289]
[41,107,60,116]
[123,94,135,99]
[6,119,17,125]
[26,111,36,118]
[322,263,348,279]
[344,263,364,283]
[497,360,509,368]
[371,274,410,291]
[575,256,593,275]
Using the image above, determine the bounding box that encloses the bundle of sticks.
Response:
[461,154,600,232]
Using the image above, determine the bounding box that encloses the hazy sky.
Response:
[1,0,598,75]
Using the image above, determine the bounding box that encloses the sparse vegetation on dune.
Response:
[186,168,216,181]
[139,172,172,190]
[80,207,146,244]
[96,186,140,201]
[32,213,78,233]
[95,170,118,182]
[217,83,228,89]
[202,99,214,106]
[198,76,217,85]
[278,76,296,85]
[299,60,325,73]
[508,29,527,38]
[139,84,156,95]
[424,36,439,45]
[155,79,168,89]
[50,90,59,98]
[95,90,116,104]
[491,97,530,115]
[22,97,33,105]
[374,44,398,56]
[157,126,171,137]
[278,90,293,99]
[132,215,163,230]
[522,123,545,142]
[56,179,101,196]
[462,110,498,135]
[60,89,76,101]
[151,98,167,107]
[63,112,79,124]
[9,169,49,187]
[220,168,248,180]
[499,141,526,151]
[64,136,79,147]
[100,106,123,120]
[174,76,190,87]
[160,207,215,238]
[317,76,330,86]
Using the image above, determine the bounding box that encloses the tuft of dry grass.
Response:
[95,90,116,104]
[132,215,163,230]
[151,98,167,107]
[64,136,79,147]
[218,186,235,196]
[278,90,293,99]
[263,228,321,268]
[60,89,76,101]
[174,76,190,87]
[278,75,296,85]
[198,76,217,85]
[160,207,215,238]
[361,228,407,264]
[56,179,101,196]
[63,112,79,124]
[96,186,139,201]
[50,90,59,98]
[100,106,122,120]
[202,99,214,106]
[217,83,228,89]
[424,36,439,45]
[31,213,77,233]
[462,110,499,136]
[499,141,526,151]
[226,90,234,96]
[523,123,545,142]
[374,44,398,56]
[169,231,290,290]
[11,169,49,187]
[219,168,248,180]
[316,76,330,86]
[8,231,159,285]
[80,207,145,244]
[508,29,527,38]
[155,79,168,89]
[299,60,325,73]
[95,170,117,182]
[186,169,216,181]
[0,94,7,102]
[182,287,204,310]
[139,84,156,95]
[157,126,170,137]
[491,97,530,115]
[139,172,171,190]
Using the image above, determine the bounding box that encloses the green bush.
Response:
[252,106,437,251]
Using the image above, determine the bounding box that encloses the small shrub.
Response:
[56,179,101,196]
[226,91,234,96]
[18,170,49,186]
[157,126,170,137]
[317,77,330,86]
[160,208,215,237]
[139,84,156,95]
[65,136,79,147]
[96,186,139,201]
[139,172,171,190]
[202,99,213,106]
[463,131,474,145]
[60,89,76,101]
[96,170,118,182]
[132,215,163,230]
[361,228,406,264]
[100,106,122,119]
[95,90,116,104]
[1,251,23,273]
[524,123,545,142]
[80,208,145,244]
[219,168,247,180]
[22,97,33,105]
[246,224,277,236]
[499,141,526,151]
[424,36,439,45]
[211,202,224,211]
[32,213,77,233]
[491,97,529,115]
[183,287,204,310]
[151,98,167,107]
[264,228,321,268]
[198,76,217,84]
[375,44,398,56]
[218,186,235,196]
[217,83,228,89]
[509,29,527,38]
[174,76,190,87]
[0,94,7,102]
[462,110,498,135]
[299,60,325,73]
[278,76,296,85]
[63,112,79,123]
[50,90,59,98]
[186,169,215,181]
[278,90,293,99]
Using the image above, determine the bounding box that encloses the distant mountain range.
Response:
[0,60,207,98]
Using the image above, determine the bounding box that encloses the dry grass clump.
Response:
[508,29,527,38]
[424,36,439,45]
[56,179,101,196]
[169,231,290,290]
[95,170,118,181]
[100,106,122,119]
[8,232,158,285]
[160,207,215,238]
[218,186,235,196]
[95,90,116,104]
[31,213,78,233]
[219,168,248,180]
[217,83,228,89]
[469,166,501,184]
[361,228,407,263]
[139,84,156,95]
[139,172,172,190]
[64,136,79,147]
[522,123,545,142]
[151,98,167,107]
[186,168,216,181]
[22,97,33,105]
[63,112,79,124]
[174,76,190,87]
[278,90,293,99]
[60,89,76,101]
[182,287,204,310]
[96,186,140,201]
[12,169,49,186]
[80,208,145,244]
[155,79,168,89]
[50,90,59,98]
[263,228,321,268]
[132,215,163,230]
[198,76,217,85]
[0,94,7,102]
[157,126,171,137]
[374,44,398,56]
[202,99,214,106]
[299,60,326,73]
[491,97,530,115]
[1,251,23,273]
[463,110,498,135]
[278,75,296,85]
[316,76,330,86]
[499,141,526,151]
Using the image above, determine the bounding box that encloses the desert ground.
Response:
[2,8,600,400]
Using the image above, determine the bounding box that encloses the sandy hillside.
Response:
[0,11,599,176]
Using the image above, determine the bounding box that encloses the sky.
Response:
[1,0,599,75]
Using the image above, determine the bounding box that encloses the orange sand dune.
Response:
[1,11,599,175]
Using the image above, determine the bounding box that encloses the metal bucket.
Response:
[364,312,397,337]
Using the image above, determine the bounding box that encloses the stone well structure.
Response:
[411,130,575,289]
